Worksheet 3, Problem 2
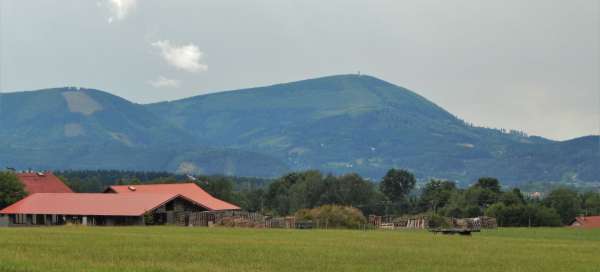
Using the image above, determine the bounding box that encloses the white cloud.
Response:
[148,76,181,88]
[151,40,208,72]
[105,0,137,23]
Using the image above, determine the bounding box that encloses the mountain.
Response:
[1,76,598,185]
[0,87,288,177]
[148,75,599,185]
[0,87,186,147]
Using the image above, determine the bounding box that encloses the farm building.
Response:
[105,183,240,210]
[0,171,73,226]
[16,172,73,194]
[0,183,239,226]
[570,216,600,228]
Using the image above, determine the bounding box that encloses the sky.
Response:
[0,0,598,141]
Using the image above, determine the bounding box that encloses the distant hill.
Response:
[0,87,288,177]
[0,87,188,147]
[148,75,598,185]
[1,75,598,185]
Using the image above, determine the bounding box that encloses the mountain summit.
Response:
[1,75,598,184]
[149,74,598,184]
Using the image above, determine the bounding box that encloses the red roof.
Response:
[0,193,181,216]
[571,216,600,228]
[16,172,73,194]
[106,183,240,211]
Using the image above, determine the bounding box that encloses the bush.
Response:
[143,213,155,225]
[428,213,451,228]
[543,188,581,225]
[295,205,367,229]
[526,204,561,227]
[485,203,562,227]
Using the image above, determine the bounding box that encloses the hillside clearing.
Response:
[0,227,598,272]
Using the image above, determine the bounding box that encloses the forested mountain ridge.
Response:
[148,75,598,185]
[0,87,288,177]
[1,75,598,185]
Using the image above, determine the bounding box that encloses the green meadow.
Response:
[0,227,598,272]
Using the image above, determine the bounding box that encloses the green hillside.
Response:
[0,87,188,147]
[149,75,598,185]
[0,87,288,177]
[1,75,598,184]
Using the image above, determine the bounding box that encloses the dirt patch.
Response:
[64,123,85,137]
[109,132,134,147]
[62,91,103,116]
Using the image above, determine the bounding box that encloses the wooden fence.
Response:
[369,215,428,230]
[367,215,497,230]
[175,211,497,230]
[184,210,266,227]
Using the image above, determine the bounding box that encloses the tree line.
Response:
[1,169,599,226]
[227,170,600,227]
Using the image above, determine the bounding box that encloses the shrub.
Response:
[295,205,367,229]
[428,213,451,228]
[143,213,155,225]
[485,203,562,227]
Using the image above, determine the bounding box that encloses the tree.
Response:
[485,202,561,227]
[288,170,325,211]
[379,169,416,202]
[419,179,457,213]
[485,203,524,227]
[325,173,375,207]
[441,190,469,218]
[0,172,27,209]
[474,177,501,193]
[465,187,498,209]
[464,177,503,211]
[264,171,380,216]
[544,188,581,225]
[197,177,234,202]
[265,172,304,215]
[525,204,561,227]
[237,188,265,212]
[581,192,600,216]
[117,177,142,185]
[500,188,526,206]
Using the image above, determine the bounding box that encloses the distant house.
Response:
[16,172,73,194]
[528,192,542,199]
[0,182,239,226]
[570,216,600,228]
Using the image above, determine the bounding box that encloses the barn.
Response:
[104,183,240,211]
[570,216,600,228]
[0,171,74,226]
[15,172,74,194]
[0,182,239,226]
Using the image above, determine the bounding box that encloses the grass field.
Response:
[0,227,599,272]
